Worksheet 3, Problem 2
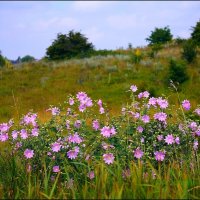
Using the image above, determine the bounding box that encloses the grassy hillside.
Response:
[0,44,200,122]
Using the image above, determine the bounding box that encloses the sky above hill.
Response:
[0,1,200,60]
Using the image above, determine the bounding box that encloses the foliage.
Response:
[130,49,143,64]
[0,54,6,67]
[46,30,94,60]
[167,59,189,85]
[146,26,173,45]
[175,37,187,45]
[191,19,200,46]
[21,55,35,63]
[182,39,197,63]
[148,44,163,58]
[0,85,199,198]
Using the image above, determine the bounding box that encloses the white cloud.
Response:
[72,1,112,12]
[34,17,78,31]
[107,14,143,30]
[84,27,104,44]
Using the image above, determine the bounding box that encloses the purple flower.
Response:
[148,97,157,107]
[92,120,100,131]
[182,100,190,111]
[156,97,168,109]
[134,148,144,159]
[175,137,180,145]
[51,142,61,152]
[99,107,105,114]
[194,108,200,116]
[53,166,60,173]
[164,134,175,145]
[52,107,60,116]
[22,113,37,126]
[196,129,200,136]
[137,126,144,133]
[189,122,198,131]
[157,135,163,141]
[103,153,114,165]
[130,85,137,92]
[0,123,10,133]
[154,151,165,161]
[154,112,167,122]
[138,92,144,99]
[97,99,103,107]
[76,92,87,101]
[69,98,75,105]
[143,91,150,98]
[67,147,79,160]
[20,129,28,139]
[74,120,82,129]
[87,171,95,180]
[66,120,71,130]
[31,128,39,137]
[68,133,82,144]
[100,126,116,138]
[12,130,18,140]
[0,133,8,142]
[24,149,34,159]
[193,141,198,150]
[141,115,150,123]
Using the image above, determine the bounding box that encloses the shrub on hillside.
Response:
[46,30,94,60]
[21,55,35,63]
[167,59,189,84]
[146,26,173,45]
[182,39,197,63]
[191,19,200,46]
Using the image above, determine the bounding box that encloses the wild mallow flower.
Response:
[157,135,163,141]
[99,107,105,114]
[97,99,103,107]
[100,126,116,138]
[156,97,168,109]
[175,137,180,145]
[67,146,79,160]
[0,133,8,142]
[31,128,39,137]
[0,123,10,133]
[189,122,198,131]
[12,130,18,140]
[182,100,190,111]
[194,108,200,116]
[92,120,100,131]
[148,97,157,107]
[74,120,82,129]
[154,112,167,122]
[87,171,95,180]
[68,133,82,144]
[20,129,28,139]
[193,141,198,150]
[164,134,175,145]
[22,113,37,127]
[76,92,93,112]
[154,151,165,161]
[141,115,150,123]
[196,129,200,136]
[53,166,60,173]
[51,142,61,152]
[103,153,115,165]
[69,97,75,106]
[130,85,137,92]
[24,149,34,159]
[134,148,144,159]
[137,126,144,133]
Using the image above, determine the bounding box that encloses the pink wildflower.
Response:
[20,129,28,139]
[51,142,61,152]
[97,99,103,107]
[194,108,200,116]
[134,148,144,159]
[193,141,198,150]
[0,133,8,142]
[68,133,82,144]
[154,112,167,122]
[157,135,163,141]
[148,97,157,107]
[87,171,95,180]
[154,151,165,161]
[100,126,116,138]
[137,126,144,133]
[74,120,82,129]
[53,166,60,173]
[12,130,18,140]
[92,120,100,131]
[157,97,168,109]
[67,147,79,160]
[31,128,39,137]
[141,115,150,123]
[69,98,75,105]
[103,153,115,165]
[130,85,137,92]
[182,100,190,111]
[24,149,34,159]
[175,137,180,144]
[164,134,175,145]
[99,107,105,114]
[0,123,10,133]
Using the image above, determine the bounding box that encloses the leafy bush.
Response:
[182,39,197,63]
[146,26,173,45]
[191,19,200,46]
[130,49,143,64]
[46,30,94,60]
[21,55,35,63]
[167,59,189,84]
[175,37,187,45]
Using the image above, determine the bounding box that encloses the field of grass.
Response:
[0,44,200,123]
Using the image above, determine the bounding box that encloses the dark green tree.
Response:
[21,55,35,63]
[167,59,189,84]
[46,30,94,60]
[182,39,197,63]
[191,19,200,46]
[0,51,6,67]
[146,26,173,45]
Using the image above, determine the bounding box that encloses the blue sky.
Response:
[0,1,200,60]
